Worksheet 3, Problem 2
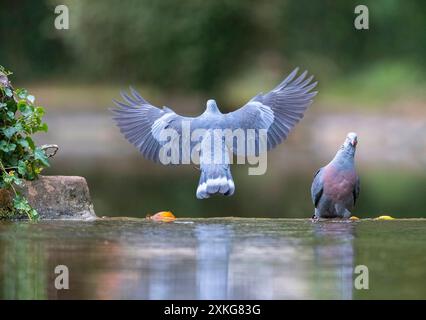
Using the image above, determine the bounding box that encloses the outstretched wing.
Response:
[111,88,194,163]
[311,167,324,208]
[225,68,317,153]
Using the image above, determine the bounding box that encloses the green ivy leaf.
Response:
[18,138,30,149]
[6,111,14,120]
[2,126,17,139]
[13,194,31,212]
[38,123,49,132]
[2,171,14,184]
[2,170,22,186]
[29,209,39,219]
[27,95,35,104]
[26,136,35,150]
[13,176,23,186]
[0,141,17,152]
[16,88,28,99]
[4,125,21,137]
[18,101,32,116]
[34,106,44,116]
[17,160,27,175]
[4,87,13,97]
[34,147,49,167]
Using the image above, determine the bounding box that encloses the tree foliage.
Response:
[60,0,256,92]
[1,0,426,90]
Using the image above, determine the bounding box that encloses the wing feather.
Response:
[111,88,194,163]
[311,168,324,207]
[353,176,360,205]
[225,68,318,154]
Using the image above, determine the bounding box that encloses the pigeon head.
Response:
[343,132,358,148]
[332,132,358,163]
[206,99,221,113]
[339,132,358,157]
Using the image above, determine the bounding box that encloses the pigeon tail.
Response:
[196,129,234,199]
[196,164,235,199]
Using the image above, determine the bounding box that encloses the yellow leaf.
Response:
[374,215,395,221]
[147,211,176,222]
[349,216,360,221]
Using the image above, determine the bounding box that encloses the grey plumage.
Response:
[112,68,318,199]
[311,132,360,218]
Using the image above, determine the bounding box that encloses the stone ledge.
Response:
[0,175,97,221]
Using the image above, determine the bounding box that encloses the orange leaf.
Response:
[147,211,176,222]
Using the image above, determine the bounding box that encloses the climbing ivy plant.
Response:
[0,65,50,220]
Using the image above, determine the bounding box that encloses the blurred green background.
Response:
[1,0,425,218]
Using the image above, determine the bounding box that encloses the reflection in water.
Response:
[195,225,232,299]
[147,256,175,299]
[144,248,196,300]
[2,219,424,299]
[0,223,47,299]
[312,222,355,299]
[0,220,356,299]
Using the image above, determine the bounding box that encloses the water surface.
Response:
[0,218,425,299]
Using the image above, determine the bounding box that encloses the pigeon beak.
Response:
[351,139,358,147]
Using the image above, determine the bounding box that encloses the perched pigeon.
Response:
[311,132,360,218]
[112,68,317,199]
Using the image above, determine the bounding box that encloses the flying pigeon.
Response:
[112,68,317,199]
[311,132,360,218]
